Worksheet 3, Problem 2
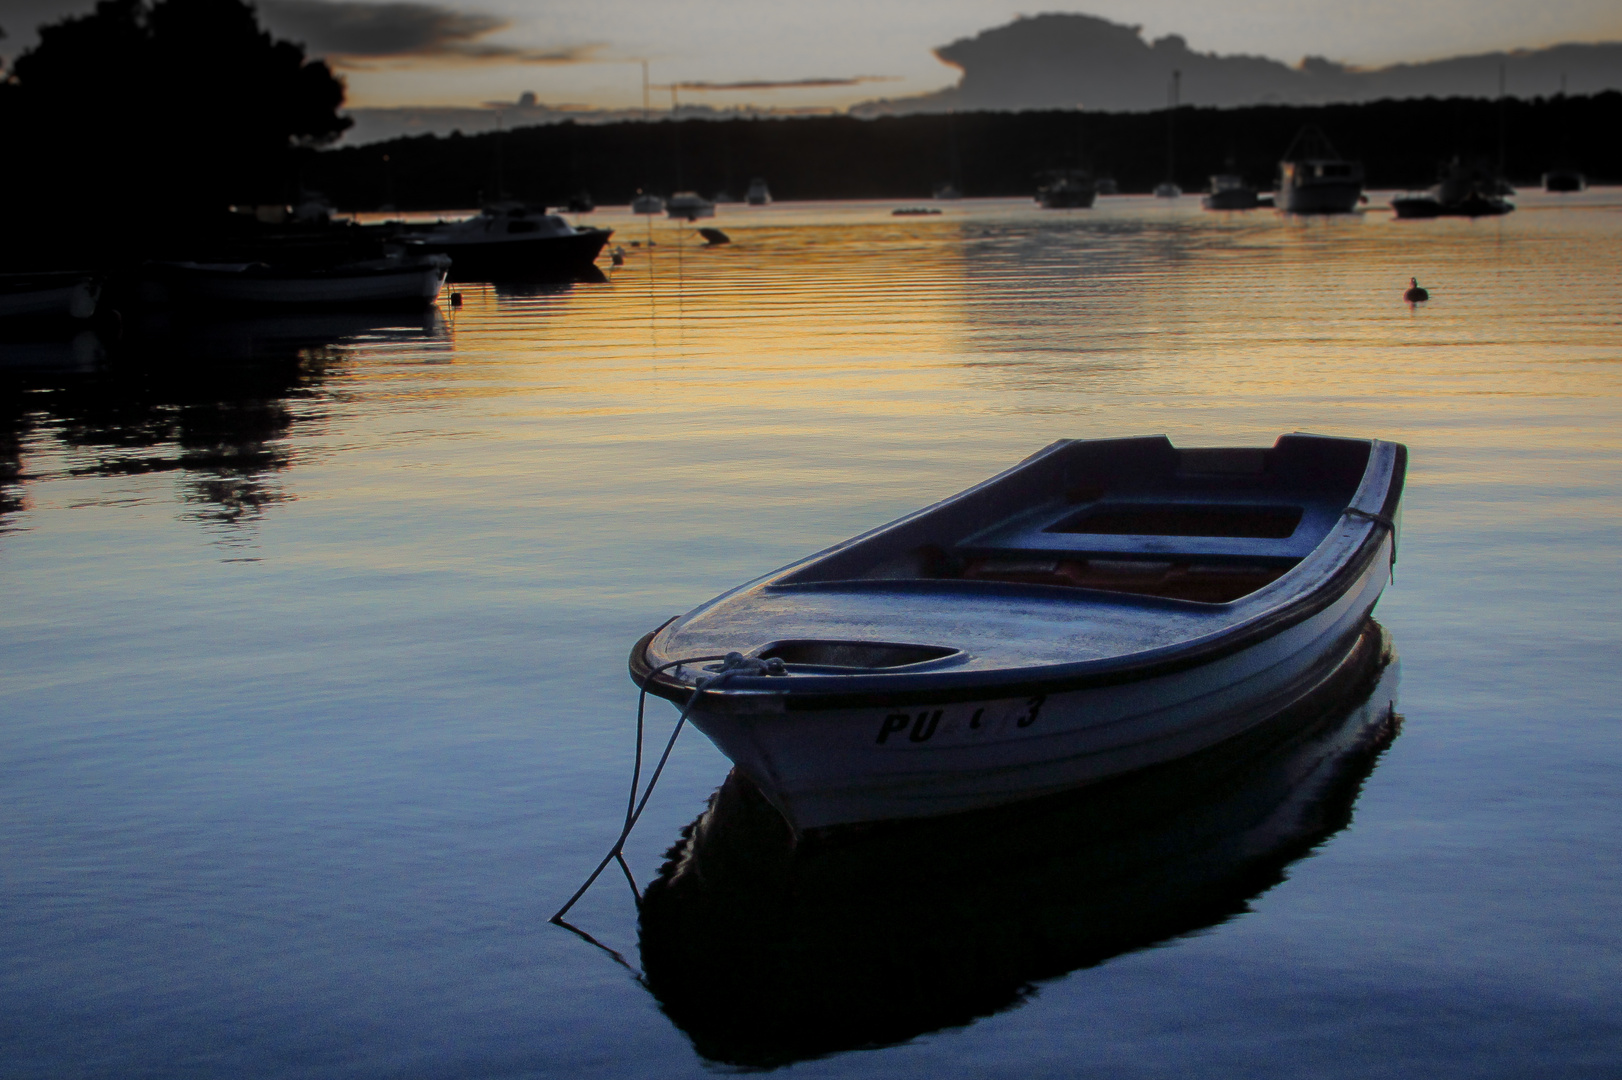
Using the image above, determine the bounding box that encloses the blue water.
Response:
[2,193,1619,1077]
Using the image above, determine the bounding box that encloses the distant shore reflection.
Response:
[638,622,1402,1069]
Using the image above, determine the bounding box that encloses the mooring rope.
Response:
[550,650,787,924]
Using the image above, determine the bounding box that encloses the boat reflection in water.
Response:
[638,619,1401,1068]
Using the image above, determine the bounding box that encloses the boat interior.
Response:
[775,434,1373,607]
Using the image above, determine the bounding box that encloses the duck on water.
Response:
[631,433,1406,833]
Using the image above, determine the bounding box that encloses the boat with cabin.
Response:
[630,433,1406,833]
[631,191,666,215]
[1277,127,1364,214]
[406,202,612,280]
[745,178,772,206]
[1203,174,1262,210]
[1036,170,1097,209]
[666,192,717,221]
[1391,158,1514,218]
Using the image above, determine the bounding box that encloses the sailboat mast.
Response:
[1167,69,1180,186]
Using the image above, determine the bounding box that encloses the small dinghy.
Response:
[0,272,101,323]
[631,433,1405,832]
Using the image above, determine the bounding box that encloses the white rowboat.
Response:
[631,433,1406,832]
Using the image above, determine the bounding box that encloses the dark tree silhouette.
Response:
[0,0,349,266]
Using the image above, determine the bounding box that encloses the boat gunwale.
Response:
[630,440,1405,711]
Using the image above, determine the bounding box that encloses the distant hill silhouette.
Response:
[853,13,1622,115]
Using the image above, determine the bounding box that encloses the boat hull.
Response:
[153,259,448,310]
[1038,190,1097,209]
[420,229,611,281]
[1394,195,1512,219]
[648,532,1392,832]
[1279,180,1361,214]
[1203,190,1260,210]
[0,274,100,322]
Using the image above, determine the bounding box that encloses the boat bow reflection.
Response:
[638,620,1402,1068]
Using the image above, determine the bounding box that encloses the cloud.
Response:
[257,0,601,64]
[668,76,898,91]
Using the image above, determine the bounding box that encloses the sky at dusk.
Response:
[3,0,1621,109]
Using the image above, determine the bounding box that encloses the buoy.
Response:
[450,292,463,307]
[1403,277,1428,303]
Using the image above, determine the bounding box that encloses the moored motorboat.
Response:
[1277,126,1364,214]
[631,433,1406,833]
[1392,158,1514,218]
[0,272,101,323]
[406,202,612,280]
[149,253,449,310]
[745,178,772,206]
[1543,169,1585,192]
[666,192,716,221]
[1036,170,1097,208]
[631,192,666,215]
[1203,174,1261,210]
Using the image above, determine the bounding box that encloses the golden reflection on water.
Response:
[3,193,1620,546]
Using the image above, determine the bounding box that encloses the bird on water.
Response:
[1404,278,1429,302]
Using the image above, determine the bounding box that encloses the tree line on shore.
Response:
[307,93,1618,211]
[1,0,1615,268]
[0,0,347,265]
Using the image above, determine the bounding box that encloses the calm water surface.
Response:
[3,194,1620,1077]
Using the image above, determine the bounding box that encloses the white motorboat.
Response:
[149,254,449,310]
[0,272,101,323]
[631,192,666,215]
[1154,181,1182,199]
[746,179,772,206]
[666,192,716,221]
[631,433,1406,833]
[1277,126,1364,214]
[406,202,611,280]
